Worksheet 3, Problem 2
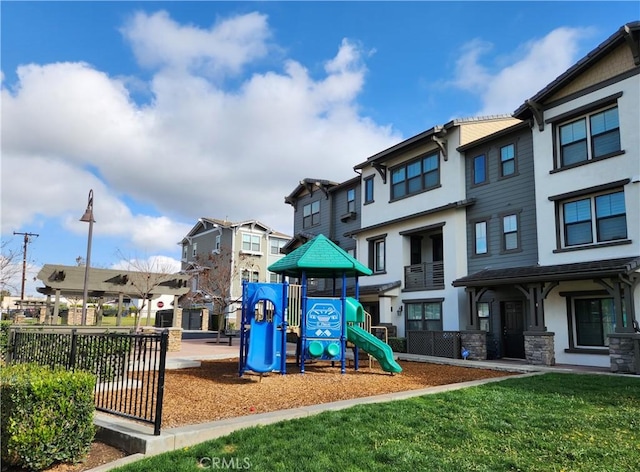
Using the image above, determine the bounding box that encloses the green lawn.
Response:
[113,373,639,472]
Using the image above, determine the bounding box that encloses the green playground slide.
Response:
[347,324,402,374]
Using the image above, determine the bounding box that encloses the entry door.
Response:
[501,301,525,358]
[410,236,422,265]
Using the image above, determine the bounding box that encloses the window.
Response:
[475,221,488,255]
[303,201,320,228]
[562,191,626,247]
[269,272,282,283]
[477,302,490,332]
[270,239,285,255]
[473,155,486,184]
[242,270,259,283]
[242,234,261,252]
[406,301,443,331]
[574,298,615,347]
[364,177,374,204]
[192,242,198,257]
[558,106,620,167]
[500,144,516,176]
[183,245,188,259]
[390,152,439,199]
[215,235,221,252]
[502,214,519,251]
[368,237,386,273]
[347,188,356,213]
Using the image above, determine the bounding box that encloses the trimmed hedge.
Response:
[0,320,10,364]
[0,363,96,470]
[11,332,132,383]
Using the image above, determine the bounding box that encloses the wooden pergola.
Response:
[36,264,191,325]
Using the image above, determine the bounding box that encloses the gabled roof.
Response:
[457,120,530,153]
[452,256,640,287]
[354,115,516,169]
[180,218,288,244]
[280,231,318,254]
[268,234,372,278]
[284,176,361,208]
[513,21,640,120]
[284,178,340,206]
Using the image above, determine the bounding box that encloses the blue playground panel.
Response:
[304,298,343,361]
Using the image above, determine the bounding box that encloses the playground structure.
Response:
[238,235,402,376]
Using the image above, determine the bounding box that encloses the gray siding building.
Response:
[458,121,538,359]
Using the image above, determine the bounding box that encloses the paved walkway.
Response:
[90,333,614,471]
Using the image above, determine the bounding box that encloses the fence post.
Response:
[154,329,169,436]
[68,329,78,370]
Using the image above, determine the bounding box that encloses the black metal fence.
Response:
[9,328,168,435]
[406,330,461,358]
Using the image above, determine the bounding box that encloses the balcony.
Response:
[404,261,444,290]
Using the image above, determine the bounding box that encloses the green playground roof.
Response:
[268,234,373,278]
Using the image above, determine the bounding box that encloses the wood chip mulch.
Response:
[160,358,515,428]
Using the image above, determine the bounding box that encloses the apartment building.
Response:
[180,218,290,327]
[284,22,639,371]
[351,116,518,337]
[283,176,361,295]
[454,22,640,370]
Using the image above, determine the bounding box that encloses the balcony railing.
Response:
[404,261,445,290]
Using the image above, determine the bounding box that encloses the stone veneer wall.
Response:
[140,326,182,352]
[201,308,209,331]
[460,331,487,360]
[172,308,183,328]
[524,331,555,366]
[609,334,640,374]
[166,327,182,352]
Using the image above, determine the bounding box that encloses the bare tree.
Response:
[116,253,179,330]
[185,247,255,343]
[1,240,21,301]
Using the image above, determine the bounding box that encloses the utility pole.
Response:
[13,231,39,302]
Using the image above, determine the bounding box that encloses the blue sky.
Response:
[1,1,638,297]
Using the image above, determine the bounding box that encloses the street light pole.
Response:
[80,190,95,326]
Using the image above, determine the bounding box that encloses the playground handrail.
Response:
[286,284,302,331]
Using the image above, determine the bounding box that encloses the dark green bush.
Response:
[388,337,407,353]
[11,332,132,383]
[0,363,96,470]
[0,320,11,363]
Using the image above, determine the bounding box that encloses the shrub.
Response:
[11,332,132,383]
[0,321,11,364]
[0,363,96,471]
[388,337,407,353]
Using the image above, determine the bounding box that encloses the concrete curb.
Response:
[93,371,538,470]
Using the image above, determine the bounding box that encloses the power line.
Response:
[13,231,39,300]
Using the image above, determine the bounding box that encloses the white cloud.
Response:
[121,10,272,78]
[1,9,401,277]
[451,27,593,116]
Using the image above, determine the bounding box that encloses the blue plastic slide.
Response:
[347,325,402,373]
[244,284,283,373]
[246,317,279,373]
